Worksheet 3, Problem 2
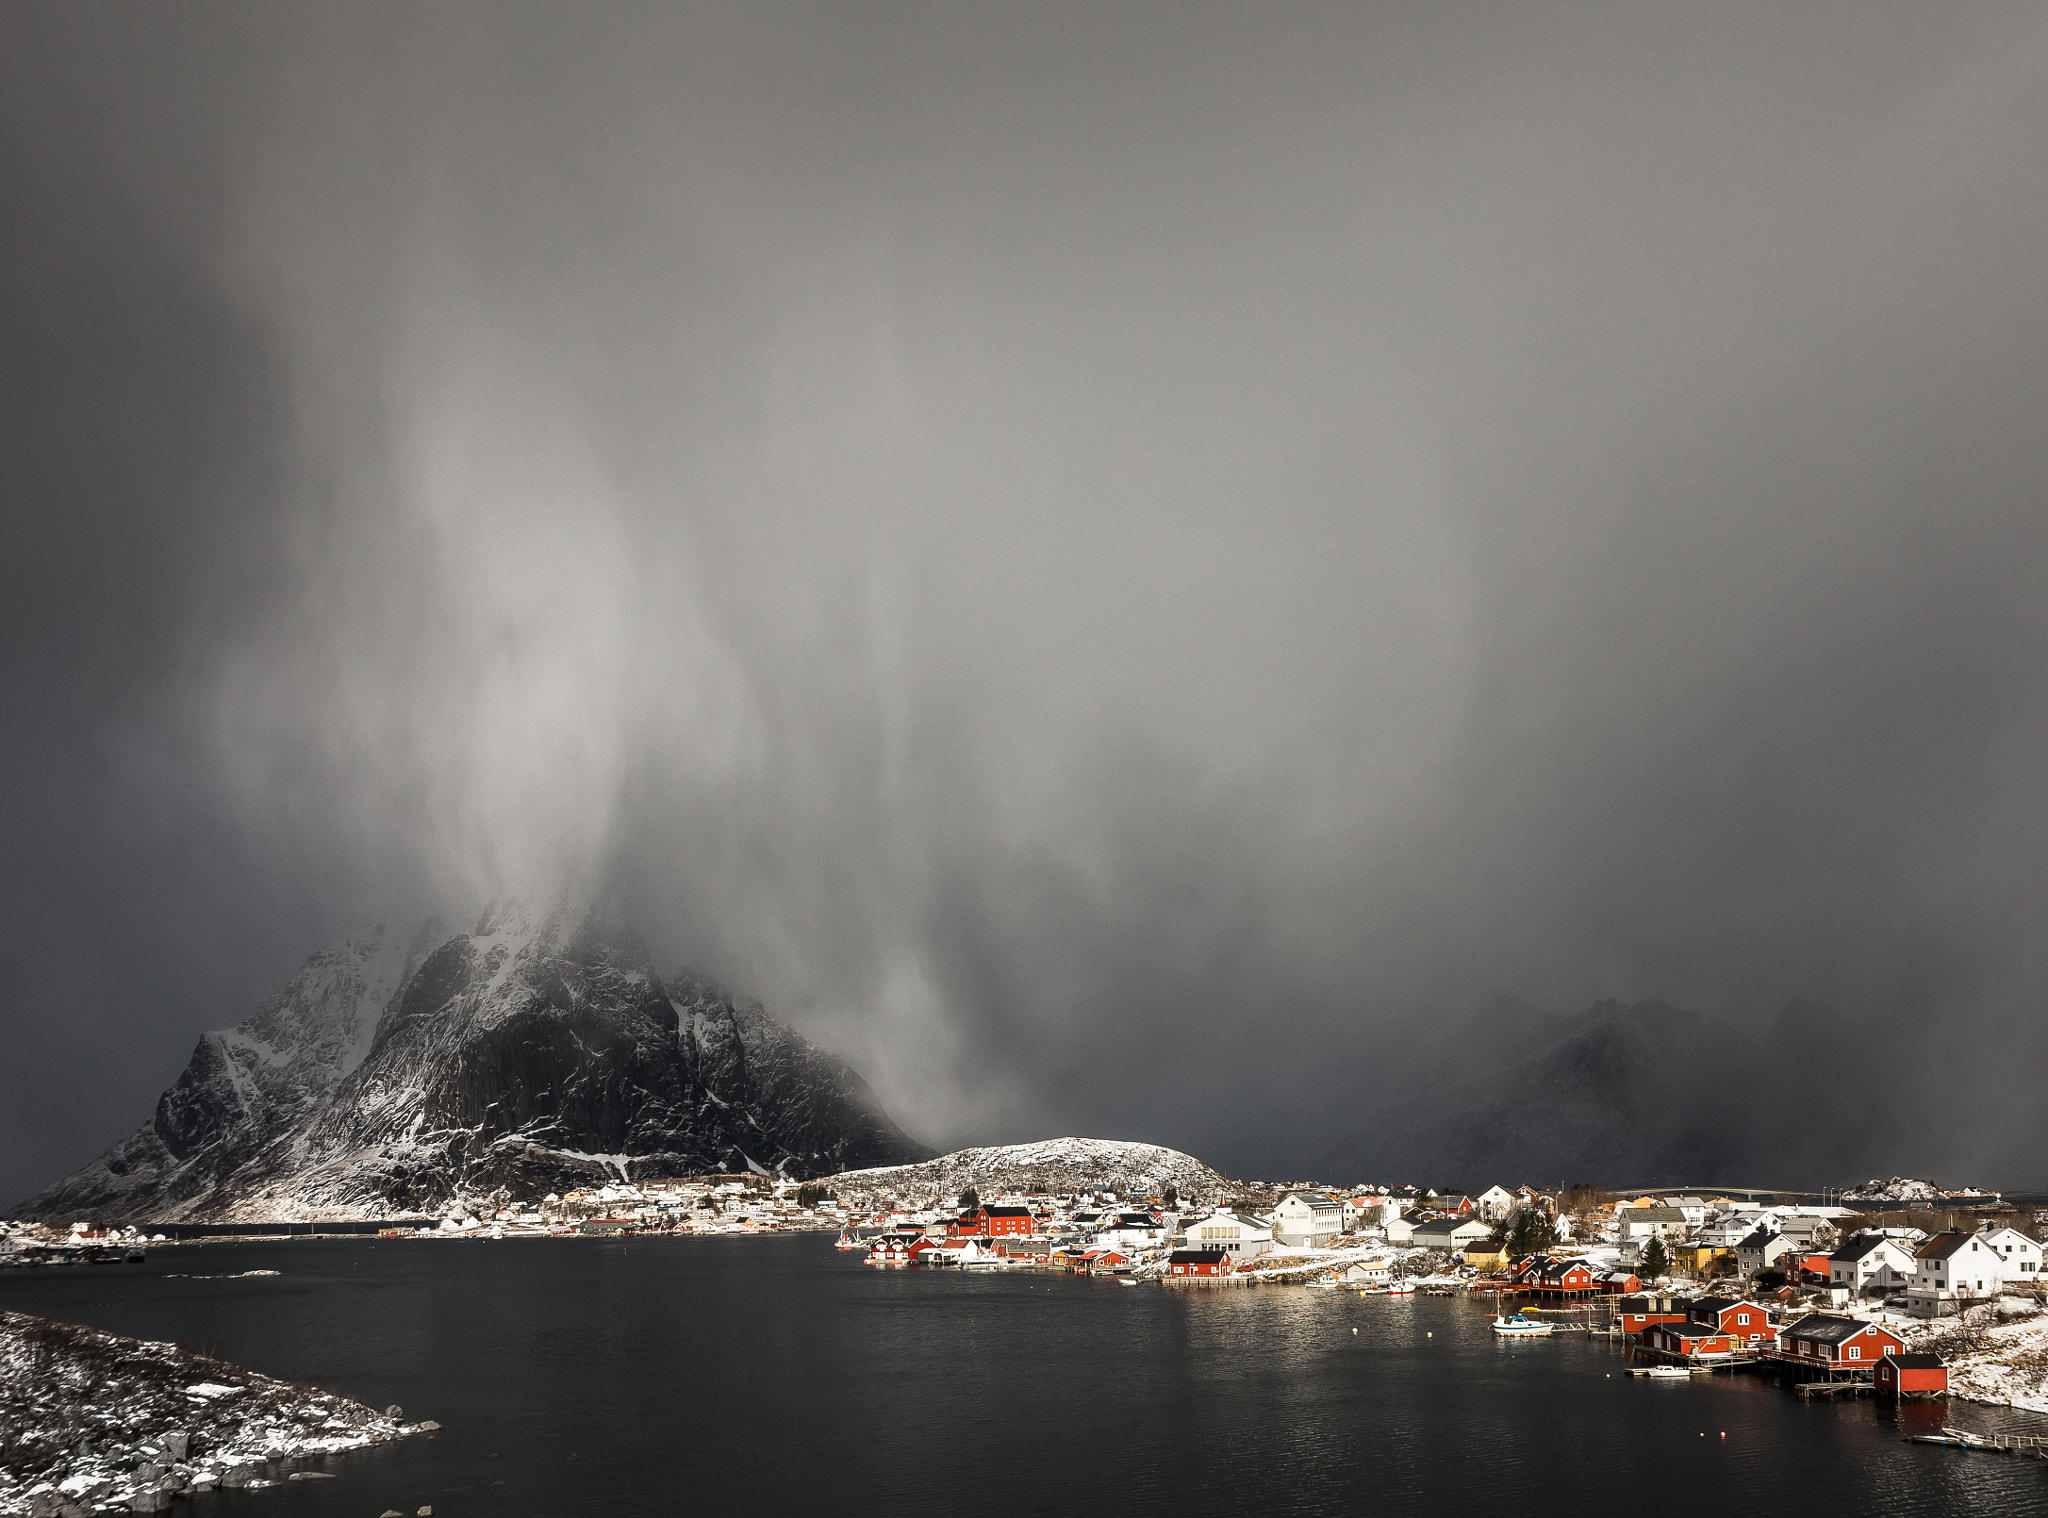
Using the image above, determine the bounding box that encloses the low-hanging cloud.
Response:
[5,1,2048,1199]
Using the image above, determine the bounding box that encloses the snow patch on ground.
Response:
[1895,1298,2048,1414]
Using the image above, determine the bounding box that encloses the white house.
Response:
[1384,1214,1418,1245]
[1342,1194,1387,1231]
[1411,1217,1493,1251]
[1093,1213,1167,1251]
[1338,1257,1392,1286]
[1979,1224,2044,1279]
[1829,1233,1917,1295]
[1698,1217,1756,1249]
[1475,1186,1518,1223]
[1661,1197,1711,1227]
[1619,1207,1691,1243]
[1183,1212,1273,1261]
[1775,1214,1841,1250]
[1908,1230,2005,1317]
[1272,1193,1345,1248]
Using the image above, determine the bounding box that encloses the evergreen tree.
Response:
[958,1186,980,1212]
[1643,1234,1670,1280]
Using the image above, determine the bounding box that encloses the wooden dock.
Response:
[1796,1379,1870,1398]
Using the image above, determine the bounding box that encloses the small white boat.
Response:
[833,1230,862,1251]
[1643,1365,1690,1379]
[1384,1281,1416,1296]
[1491,1315,1556,1337]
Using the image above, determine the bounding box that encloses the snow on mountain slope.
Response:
[13,895,930,1223]
[833,1138,1232,1204]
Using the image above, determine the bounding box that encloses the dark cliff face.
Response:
[15,898,931,1222]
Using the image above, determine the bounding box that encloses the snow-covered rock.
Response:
[835,1137,1231,1204]
[0,1310,419,1515]
[1838,1176,1991,1203]
[13,893,929,1222]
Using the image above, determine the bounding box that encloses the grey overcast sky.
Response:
[5,2,2048,1202]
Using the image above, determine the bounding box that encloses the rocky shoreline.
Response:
[0,1312,433,1515]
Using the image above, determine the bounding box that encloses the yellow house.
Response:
[1463,1239,1511,1272]
[1674,1244,1734,1276]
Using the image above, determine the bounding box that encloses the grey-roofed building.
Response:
[1619,1206,1691,1242]
[1736,1227,1791,1277]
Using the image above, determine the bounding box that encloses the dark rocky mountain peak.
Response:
[15,896,930,1223]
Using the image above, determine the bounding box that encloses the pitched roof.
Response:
[1280,1191,1343,1210]
[1738,1227,1786,1250]
[1632,1207,1690,1223]
[1169,1249,1229,1265]
[1916,1230,1980,1261]
[1780,1313,1898,1345]
[1880,1353,1946,1369]
[1830,1233,1906,1262]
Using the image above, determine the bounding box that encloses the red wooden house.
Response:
[1168,1249,1236,1279]
[1875,1352,1948,1398]
[1616,1295,1690,1335]
[1529,1258,1598,1294]
[1688,1297,1772,1349]
[982,1206,1036,1237]
[1776,1314,1906,1369]
[1642,1319,1735,1357]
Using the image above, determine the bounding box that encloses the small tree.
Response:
[1642,1234,1670,1280]
[1162,1185,1178,1210]
[958,1186,980,1213]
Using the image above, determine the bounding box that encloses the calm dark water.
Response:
[6,1235,2047,1516]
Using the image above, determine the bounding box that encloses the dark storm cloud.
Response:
[6,2,2048,1200]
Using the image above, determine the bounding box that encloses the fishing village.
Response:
[12,1164,2048,1460]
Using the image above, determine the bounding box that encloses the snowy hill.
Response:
[14,894,930,1223]
[833,1138,1232,1204]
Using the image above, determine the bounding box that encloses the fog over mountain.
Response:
[6,4,2048,1204]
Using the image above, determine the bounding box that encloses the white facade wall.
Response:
[1981,1227,2044,1278]
[1272,1195,1344,1248]
[1184,1213,1273,1260]
[1908,1235,2006,1317]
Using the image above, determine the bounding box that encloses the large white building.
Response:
[1183,1211,1273,1261]
[1271,1193,1345,1248]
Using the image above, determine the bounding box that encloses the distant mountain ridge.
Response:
[1324,996,1917,1190]
[16,894,930,1223]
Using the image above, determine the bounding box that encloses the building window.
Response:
[1847,1347,1860,1360]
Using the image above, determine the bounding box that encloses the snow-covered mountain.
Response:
[833,1137,1232,1204]
[15,896,930,1223]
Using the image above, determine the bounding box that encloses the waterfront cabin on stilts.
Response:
[1875,1352,1949,1400]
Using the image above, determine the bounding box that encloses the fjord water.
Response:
[5,1236,2045,1517]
